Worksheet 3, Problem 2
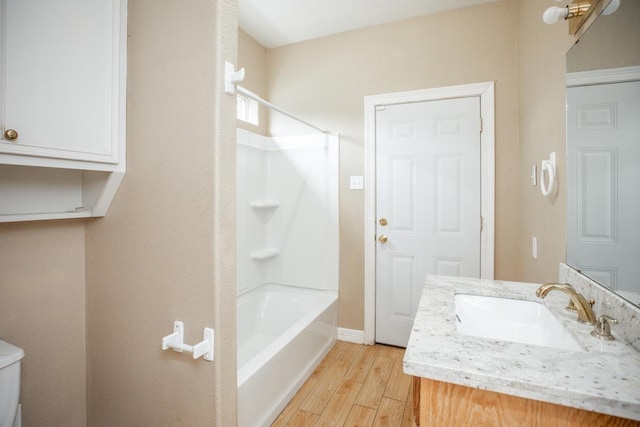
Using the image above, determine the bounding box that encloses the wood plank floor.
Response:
[271,341,415,427]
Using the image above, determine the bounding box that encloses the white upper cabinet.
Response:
[0,0,125,164]
[0,0,127,222]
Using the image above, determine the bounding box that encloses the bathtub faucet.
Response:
[535,282,596,325]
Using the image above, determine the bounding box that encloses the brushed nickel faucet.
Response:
[535,283,597,325]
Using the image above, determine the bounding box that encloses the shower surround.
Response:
[236,128,339,427]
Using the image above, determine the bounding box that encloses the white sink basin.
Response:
[455,294,583,352]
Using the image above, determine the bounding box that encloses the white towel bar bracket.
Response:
[162,321,214,362]
[225,61,245,94]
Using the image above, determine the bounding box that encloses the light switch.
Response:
[532,236,538,260]
[350,176,364,190]
[531,164,537,186]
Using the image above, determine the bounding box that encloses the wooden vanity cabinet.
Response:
[413,376,640,427]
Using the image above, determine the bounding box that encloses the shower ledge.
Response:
[250,200,280,209]
[250,248,279,261]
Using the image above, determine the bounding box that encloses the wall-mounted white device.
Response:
[350,176,364,190]
[531,164,537,186]
[540,152,556,197]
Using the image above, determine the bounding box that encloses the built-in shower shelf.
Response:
[250,248,280,261]
[250,200,280,209]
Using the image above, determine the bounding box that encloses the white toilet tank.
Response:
[0,340,24,427]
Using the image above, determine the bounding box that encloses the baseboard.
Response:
[338,328,365,344]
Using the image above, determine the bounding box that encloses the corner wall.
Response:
[516,0,575,282]
[84,1,237,425]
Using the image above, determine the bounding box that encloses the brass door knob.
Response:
[378,235,388,243]
[4,129,18,141]
[379,217,388,226]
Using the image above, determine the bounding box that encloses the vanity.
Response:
[403,271,640,426]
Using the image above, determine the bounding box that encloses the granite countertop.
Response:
[403,275,640,421]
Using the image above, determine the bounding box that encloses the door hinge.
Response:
[480,215,484,232]
[479,117,483,133]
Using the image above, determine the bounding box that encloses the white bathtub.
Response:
[237,284,338,427]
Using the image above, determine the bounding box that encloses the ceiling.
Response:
[239,0,499,49]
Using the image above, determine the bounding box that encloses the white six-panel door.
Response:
[375,97,481,347]
[567,80,640,292]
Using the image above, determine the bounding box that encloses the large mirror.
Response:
[566,0,640,307]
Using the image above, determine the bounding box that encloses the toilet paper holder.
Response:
[162,321,214,362]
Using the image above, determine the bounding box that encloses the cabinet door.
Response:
[0,0,124,164]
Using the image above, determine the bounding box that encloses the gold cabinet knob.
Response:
[379,217,388,226]
[378,235,388,243]
[4,129,18,141]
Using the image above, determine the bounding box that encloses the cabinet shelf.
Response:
[0,211,93,222]
[0,165,124,222]
[250,248,280,261]
[249,200,280,209]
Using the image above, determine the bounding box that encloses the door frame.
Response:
[363,82,496,345]
[566,65,640,87]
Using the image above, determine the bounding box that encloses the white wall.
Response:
[236,129,276,294]
[236,129,339,294]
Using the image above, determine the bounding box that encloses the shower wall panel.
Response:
[236,129,338,295]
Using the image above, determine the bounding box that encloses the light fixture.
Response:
[602,0,620,15]
[543,6,569,24]
[542,2,591,25]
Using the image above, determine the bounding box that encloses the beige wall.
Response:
[0,221,87,426]
[84,0,237,426]
[265,1,520,330]
[516,0,575,283]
